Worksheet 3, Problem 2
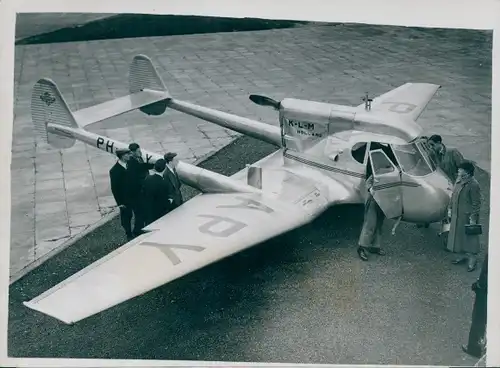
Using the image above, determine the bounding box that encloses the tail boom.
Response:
[167,99,282,147]
[47,123,260,195]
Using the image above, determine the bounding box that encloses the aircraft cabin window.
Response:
[416,140,437,171]
[370,150,395,176]
[369,142,399,167]
[351,142,367,164]
[392,143,433,176]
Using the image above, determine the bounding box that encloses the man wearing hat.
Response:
[428,134,464,183]
[126,142,154,236]
[141,158,172,225]
[109,148,134,240]
[163,152,183,209]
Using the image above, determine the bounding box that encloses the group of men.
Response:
[109,142,183,241]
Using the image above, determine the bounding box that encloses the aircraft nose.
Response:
[433,186,452,220]
[428,174,452,221]
[404,172,451,223]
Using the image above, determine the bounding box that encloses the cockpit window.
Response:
[370,150,396,175]
[416,140,437,171]
[392,143,433,176]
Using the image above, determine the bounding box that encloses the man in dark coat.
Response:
[126,142,154,236]
[462,252,488,358]
[141,158,172,226]
[109,148,134,240]
[162,152,183,209]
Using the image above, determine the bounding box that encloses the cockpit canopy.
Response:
[391,141,436,176]
[349,137,437,177]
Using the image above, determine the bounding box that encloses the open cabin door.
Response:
[368,149,403,219]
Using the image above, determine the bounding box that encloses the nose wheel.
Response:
[416,222,430,228]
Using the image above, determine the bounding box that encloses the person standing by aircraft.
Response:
[427,134,464,183]
[141,158,172,225]
[163,152,183,209]
[462,252,488,358]
[126,142,154,236]
[417,135,465,230]
[109,148,134,240]
[357,173,386,261]
[448,161,482,272]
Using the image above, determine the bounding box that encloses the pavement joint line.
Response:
[8,140,237,285]
[9,207,119,285]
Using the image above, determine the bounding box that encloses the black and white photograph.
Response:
[2,1,499,367]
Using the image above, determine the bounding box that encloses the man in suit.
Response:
[462,252,488,358]
[142,158,172,225]
[109,148,134,240]
[126,142,154,236]
[163,152,184,210]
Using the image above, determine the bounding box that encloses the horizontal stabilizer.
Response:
[73,90,169,128]
[73,54,172,127]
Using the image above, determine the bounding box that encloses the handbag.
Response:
[465,224,482,236]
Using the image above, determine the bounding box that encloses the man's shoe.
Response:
[461,344,481,358]
[467,257,477,272]
[357,247,368,261]
[368,247,386,256]
[467,263,477,272]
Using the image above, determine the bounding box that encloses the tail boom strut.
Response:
[47,123,260,195]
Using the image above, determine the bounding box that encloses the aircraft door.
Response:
[368,149,403,219]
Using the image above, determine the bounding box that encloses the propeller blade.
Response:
[249,94,281,110]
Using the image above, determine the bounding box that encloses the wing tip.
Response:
[23,301,75,325]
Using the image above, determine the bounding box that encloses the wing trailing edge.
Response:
[22,191,327,324]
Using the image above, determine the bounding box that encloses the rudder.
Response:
[31,78,79,149]
[129,54,170,116]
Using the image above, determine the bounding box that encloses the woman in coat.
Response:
[447,161,482,272]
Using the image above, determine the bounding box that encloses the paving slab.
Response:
[10,24,492,278]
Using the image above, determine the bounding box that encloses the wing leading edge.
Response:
[23,191,325,324]
[357,82,441,121]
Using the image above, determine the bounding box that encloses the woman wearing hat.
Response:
[447,161,482,272]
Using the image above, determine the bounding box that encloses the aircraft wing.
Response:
[23,191,325,324]
[356,83,441,121]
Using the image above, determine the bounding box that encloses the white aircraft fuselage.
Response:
[47,93,452,225]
